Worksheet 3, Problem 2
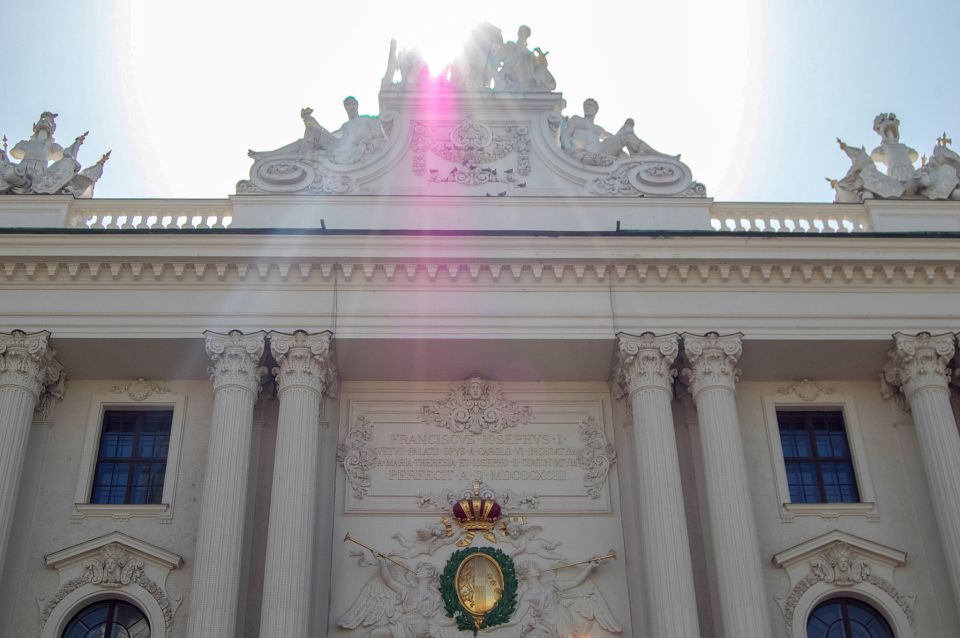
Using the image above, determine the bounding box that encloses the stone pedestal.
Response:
[186,331,266,638]
[681,332,771,637]
[614,333,701,637]
[0,330,63,578]
[259,331,336,637]
[882,332,960,613]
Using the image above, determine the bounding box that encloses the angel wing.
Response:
[337,574,400,630]
[522,524,544,538]
[560,579,622,633]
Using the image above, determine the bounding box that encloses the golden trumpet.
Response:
[542,550,617,572]
[344,532,415,574]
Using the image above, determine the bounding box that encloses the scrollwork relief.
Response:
[576,417,616,499]
[420,376,534,434]
[417,480,540,513]
[776,379,836,402]
[412,117,530,183]
[111,378,170,402]
[338,415,378,498]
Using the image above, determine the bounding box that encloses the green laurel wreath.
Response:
[439,546,518,635]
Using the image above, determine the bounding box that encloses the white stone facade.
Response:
[4,23,960,638]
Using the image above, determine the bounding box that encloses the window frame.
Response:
[763,392,878,521]
[73,393,186,521]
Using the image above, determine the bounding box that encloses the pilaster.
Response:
[186,330,266,638]
[259,330,336,637]
[0,330,64,579]
[882,331,960,614]
[681,332,771,637]
[613,332,701,637]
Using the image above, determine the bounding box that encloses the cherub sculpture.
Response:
[499,520,566,561]
[489,558,621,637]
[338,557,460,638]
[390,519,457,558]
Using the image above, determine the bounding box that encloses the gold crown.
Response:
[452,483,502,532]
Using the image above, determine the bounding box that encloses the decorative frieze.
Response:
[776,378,835,402]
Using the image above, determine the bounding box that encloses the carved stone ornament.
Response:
[612,332,680,397]
[39,533,183,638]
[881,332,955,404]
[680,332,743,396]
[587,160,705,197]
[773,531,913,638]
[829,114,960,202]
[417,480,541,513]
[338,415,377,498]
[111,378,171,402]
[412,116,530,186]
[269,330,339,399]
[776,379,836,402]
[0,111,110,198]
[420,376,534,434]
[0,330,65,401]
[576,416,617,499]
[204,330,267,395]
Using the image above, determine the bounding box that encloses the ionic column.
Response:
[187,330,266,638]
[882,331,960,612]
[613,333,701,637]
[259,330,337,637]
[681,332,771,637]
[0,330,63,578]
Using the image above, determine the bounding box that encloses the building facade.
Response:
[2,24,960,638]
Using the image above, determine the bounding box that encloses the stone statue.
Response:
[248,97,391,166]
[495,25,556,92]
[829,115,960,202]
[560,99,666,167]
[871,113,919,182]
[493,559,622,637]
[382,38,429,88]
[449,23,504,89]
[338,557,459,637]
[0,111,110,198]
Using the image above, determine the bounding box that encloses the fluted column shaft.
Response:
[614,333,701,637]
[187,331,266,638]
[682,332,771,638]
[0,330,63,580]
[883,332,960,613]
[259,331,336,638]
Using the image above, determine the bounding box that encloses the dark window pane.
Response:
[777,410,859,504]
[90,409,173,505]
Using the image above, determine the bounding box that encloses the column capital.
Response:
[268,330,338,398]
[0,330,65,400]
[612,332,679,396]
[205,330,267,394]
[680,332,743,396]
[881,331,956,401]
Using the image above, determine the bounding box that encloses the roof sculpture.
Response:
[830,113,960,202]
[236,24,706,198]
[0,112,109,198]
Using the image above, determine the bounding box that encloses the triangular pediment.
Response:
[44,531,182,571]
[772,529,906,570]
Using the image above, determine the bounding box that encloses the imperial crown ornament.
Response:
[453,482,503,546]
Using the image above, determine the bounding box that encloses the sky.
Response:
[1,0,958,203]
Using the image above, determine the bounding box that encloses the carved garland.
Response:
[781,542,914,637]
[39,544,177,637]
[418,481,540,513]
[337,415,378,498]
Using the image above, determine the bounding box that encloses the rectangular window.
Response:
[90,409,173,505]
[777,410,859,504]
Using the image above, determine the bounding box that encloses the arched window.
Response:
[62,599,150,638]
[807,597,894,638]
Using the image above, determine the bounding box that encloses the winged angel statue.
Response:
[338,524,621,636]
